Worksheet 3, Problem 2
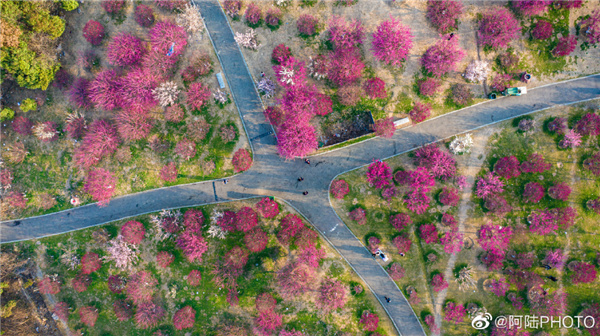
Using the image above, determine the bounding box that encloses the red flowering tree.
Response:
[441,228,463,255]
[74,119,120,168]
[135,4,154,27]
[414,144,457,180]
[264,106,284,126]
[490,73,514,92]
[330,179,350,199]
[277,262,315,299]
[390,213,412,231]
[548,182,571,201]
[367,236,380,254]
[224,246,249,270]
[68,78,92,109]
[581,304,600,336]
[366,160,392,189]
[272,44,292,64]
[327,50,365,87]
[149,21,188,57]
[135,301,165,329]
[363,77,387,99]
[83,20,105,45]
[297,14,319,37]
[113,299,133,321]
[328,15,364,52]
[114,109,152,141]
[121,220,145,244]
[489,278,510,297]
[439,187,459,206]
[235,207,258,232]
[548,117,567,134]
[232,148,252,172]
[88,69,124,111]
[276,122,318,159]
[254,197,279,218]
[3,191,26,209]
[418,78,440,97]
[244,227,268,252]
[142,51,178,79]
[79,306,99,327]
[244,3,262,27]
[107,33,145,66]
[427,0,463,33]
[476,172,504,199]
[256,292,276,312]
[277,214,305,245]
[360,311,379,332]
[101,0,125,13]
[441,213,457,227]
[126,271,158,304]
[419,224,439,244]
[584,152,600,176]
[39,277,61,295]
[421,37,465,77]
[409,102,431,123]
[217,211,237,231]
[312,93,332,116]
[431,273,449,292]
[159,162,178,182]
[265,8,282,29]
[532,20,553,40]
[255,310,282,333]
[316,278,347,312]
[156,251,174,268]
[388,263,405,280]
[65,113,87,139]
[72,273,91,292]
[108,275,126,294]
[425,315,439,334]
[175,139,196,160]
[186,82,211,111]
[571,262,597,284]
[478,222,512,269]
[81,252,101,274]
[575,113,600,136]
[552,35,577,57]
[587,197,600,214]
[520,153,551,173]
[53,302,69,320]
[494,156,521,179]
[173,306,195,330]
[478,8,522,48]
[444,302,466,324]
[187,270,202,286]
[374,117,395,138]
[512,0,551,16]
[580,10,600,45]
[177,230,208,262]
[121,68,161,110]
[84,168,117,206]
[371,17,413,66]
[348,208,367,227]
[523,182,545,203]
[12,116,33,136]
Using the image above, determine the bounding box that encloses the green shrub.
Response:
[61,0,79,11]
[20,98,37,112]
[28,10,65,39]
[0,108,15,121]
[1,42,60,90]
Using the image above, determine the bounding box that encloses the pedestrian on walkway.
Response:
[385,296,391,303]
[305,159,310,165]
[260,71,265,77]
[448,33,454,40]
[298,177,304,182]
[399,252,405,257]
[302,191,308,195]
[223,179,228,184]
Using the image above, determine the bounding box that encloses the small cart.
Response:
[502,87,527,96]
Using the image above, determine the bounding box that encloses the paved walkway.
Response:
[2,0,600,334]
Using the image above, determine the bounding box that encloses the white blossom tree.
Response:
[463,60,490,83]
[152,81,180,107]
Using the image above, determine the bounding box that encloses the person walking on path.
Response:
[305,159,310,165]
[302,191,308,195]
[260,72,265,77]
[385,296,391,303]
[298,177,304,182]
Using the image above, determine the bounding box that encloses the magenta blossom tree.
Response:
[277,122,318,159]
[245,227,268,252]
[114,109,153,141]
[418,77,440,97]
[107,33,145,66]
[427,0,463,33]
[232,148,252,172]
[330,179,350,199]
[523,182,545,204]
[83,20,105,45]
[177,230,208,262]
[584,152,600,176]
[88,69,124,111]
[409,102,431,123]
[489,278,510,297]
[390,213,412,231]
[552,35,577,57]
[149,20,188,57]
[328,15,364,52]
[414,144,457,180]
[419,224,439,244]
[277,214,305,245]
[439,187,460,206]
[444,302,466,324]
[273,56,307,88]
[478,8,522,48]
[571,262,597,284]
[244,3,262,27]
[84,168,117,206]
[512,0,551,16]
[254,197,279,218]
[327,50,365,87]
[374,117,395,138]
[421,37,466,77]
[363,77,387,99]
[68,78,92,109]
[574,113,600,136]
[393,234,412,254]
[431,273,449,292]
[349,208,367,225]
[235,207,258,232]
[548,182,571,201]
[532,20,553,40]
[581,10,600,45]
[520,153,551,173]
[366,160,392,189]
[441,228,463,254]
[371,17,413,66]
[360,311,379,332]
[297,14,319,37]
[186,82,211,111]
[494,156,521,179]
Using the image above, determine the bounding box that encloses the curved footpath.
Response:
[2,0,600,334]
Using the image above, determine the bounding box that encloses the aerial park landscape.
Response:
[1,0,600,335]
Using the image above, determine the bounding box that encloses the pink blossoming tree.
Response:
[371,17,413,66]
